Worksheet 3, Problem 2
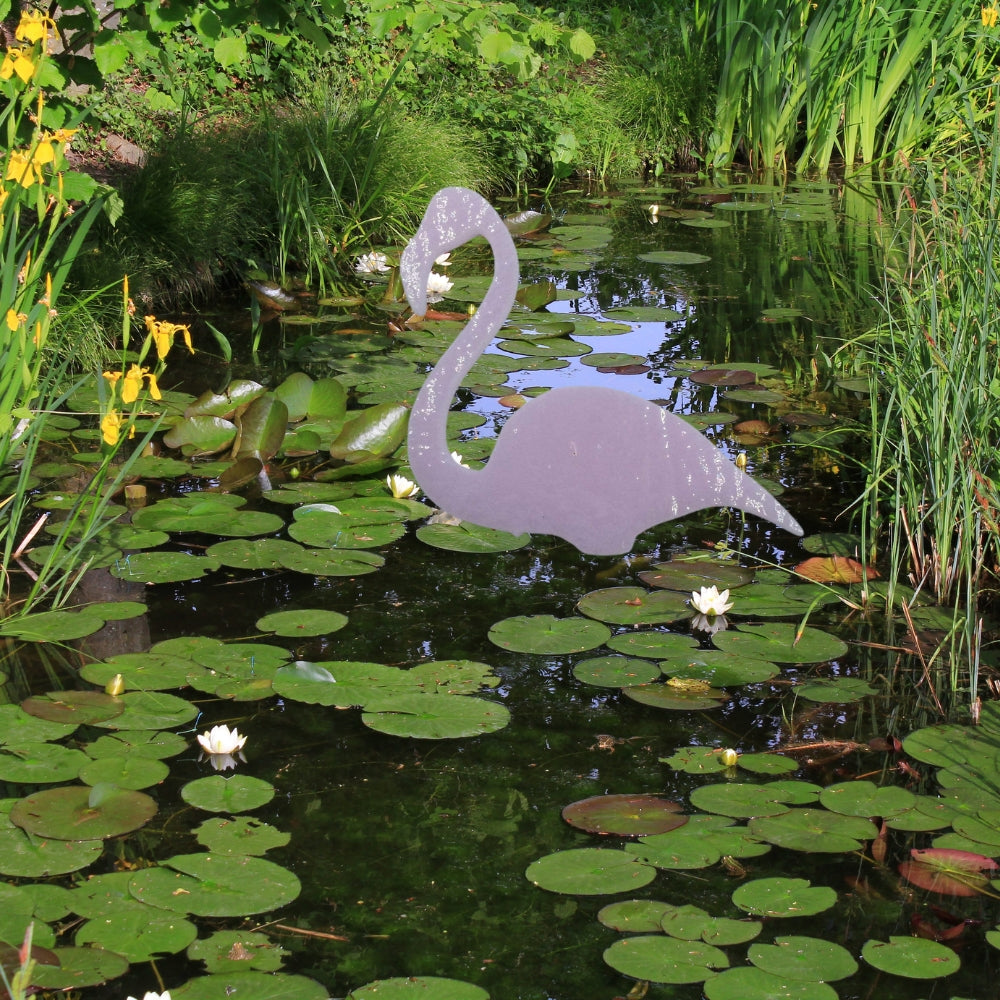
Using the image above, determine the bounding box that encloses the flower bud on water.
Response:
[719,747,740,767]
[104,673,125,697]
[735,452,748,470]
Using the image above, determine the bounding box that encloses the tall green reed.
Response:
[856,123,1000,702]
[692,0,982,172]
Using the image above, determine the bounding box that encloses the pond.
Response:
[2,176,996,1000]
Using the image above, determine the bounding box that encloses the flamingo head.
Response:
[401,187,492,316]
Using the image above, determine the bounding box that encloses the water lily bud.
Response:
[735,452,748,470]
[288,466,300,480]
[720,748,740,767]
[104,673,125,697]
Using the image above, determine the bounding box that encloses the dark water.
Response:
[8,177,994,1000]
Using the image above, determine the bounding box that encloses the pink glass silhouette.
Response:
[401,187,803,555]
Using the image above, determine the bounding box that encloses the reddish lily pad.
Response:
[689,368,756,387]
[793,555,878,584]
[21,691,123,726]
[562,794,686,836]
[898,848,999,897]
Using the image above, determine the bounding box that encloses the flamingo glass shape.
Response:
[401,187,803,556]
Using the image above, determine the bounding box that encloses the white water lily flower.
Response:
[434,252,452,266]
[450,450,471,468]
[426,271,453,297]
[690,585,734,617]
[197,724,247,756]
[354,251,390,274]
[386,473,419,498]
[127,993,171,1000]
[207,752,240,772]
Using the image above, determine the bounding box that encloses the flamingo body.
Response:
[401,187,803,556]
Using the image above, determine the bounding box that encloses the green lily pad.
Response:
[712,623,847,663]
[361,694,510,739]
[819,781,916,819]
[0,704,78,744]
[84,729,187,760]
[735,753,799,775]
[638,250,712,265]
[407,660,499,694]
[749,808,878,852]
[572,655,661,687]
[129,852,301,916]
[172,972,331,999]
[795,677,877,703]
[0,609,105,641]
[194,815,291,856]
[0,821,103,877]
[562,794,686,836]
[659,650,779,685]
[276,546,385,577]
[732,877,837,918]
[625,832,722,870]
[109,551,222,583]
[690,780,821,818]
[346,977,488,1000]
[0,743,89,783]
[577,587,690,625]
[79,652,204,691]
[624,680,727,710]
[416,522,531,552]
[181,775,275,813]
[206,537,307,570]
[77,754,169,789]
[748,936,857,981]
[29,945,129,991]
[597,899,675,932]
[488,614,610,654]
[21,690,123,726]
[603,935,728,984]
[74,900,197,962]
[580,351,647,369]
[93,690,198,730]
[861,936,961,978]
[639,558,754,592]
[187,929,290,973]
[704,967,838,1000]
[607,632,699,657]
[255,608,349,637]
[272,660,409,707]
[288,512,406,549]
[603,305,685,323]
[10,785,157,840]
[526,847,656,895]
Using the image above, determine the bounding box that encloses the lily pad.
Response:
[638,250,712,265]
[129,852,301,916]
[29,945,129,991]
[704,967,838,1000]
[748,936,857,981]
[732,877,837,918]
[659,650,779,685]
[187,929,290,973]
[11,785,157,840]
[898,847,998,896]
[861,936,961,978]
[0,823,103,876]
[109,551,222,583]
[639,558,754,592]
[562,794,686,836]
[572,655,661,687]
[346,978,489,1000]
[603,935,728,984]
[748,808,877,852]
[255,609,349,637]
[194,816,291,856]
[276,546,385,577]
[712,623,847,663]
[0,743,88,783]
[597,899,675,932]
[577,587,690,625]
[526,847,656,894]
[0,704,78,744]
[74,901,197,962]
[361,694,510,739]
[796,677,877,703]
[93,690,198,730]
[0,609,105,642]
[21,690,123,726]
[488,614,610,654]
[181,775,275,813]
[416,522,531,552]
[607,632,699,658]
[77,754,169,789]
[690,781,821,818]
[206,538,306,570]
[80,652,204,691]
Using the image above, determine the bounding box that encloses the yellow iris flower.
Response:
[6,142,55,188]
[121,364,161,404]
[984,5,999,26]
[101,409,124,446]
[0,45,35,84]
[144,315,194,360]
[15,11,56,46]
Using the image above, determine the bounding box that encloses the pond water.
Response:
[3,177,996,1000]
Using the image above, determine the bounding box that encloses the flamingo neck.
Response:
[409,220,518,480]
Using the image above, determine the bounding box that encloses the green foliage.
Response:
[693,0,986,171]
